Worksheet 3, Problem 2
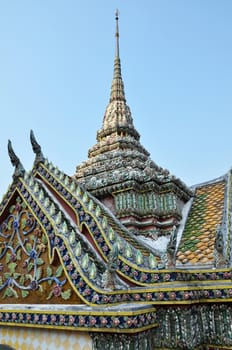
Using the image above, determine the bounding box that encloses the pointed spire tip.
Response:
[115,9,119,57]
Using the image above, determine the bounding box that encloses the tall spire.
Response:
[110,10,126,102]
[95,10,140,144]
[115,9,119,58]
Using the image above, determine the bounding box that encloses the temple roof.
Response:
[1,135,232,292]
[1,13,232,346]
[1,132,232,341]
[176,175,228,267]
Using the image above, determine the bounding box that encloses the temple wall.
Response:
[0,326,92,350]
[153,304,232,349]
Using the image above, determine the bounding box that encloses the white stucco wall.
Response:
[0,326,92,350]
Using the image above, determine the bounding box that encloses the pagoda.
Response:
[75,10,192,243]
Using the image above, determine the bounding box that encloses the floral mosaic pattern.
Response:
[0,308,157,332]
[0,196,72,302]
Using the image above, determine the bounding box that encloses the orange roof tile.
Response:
[177,180,226,265]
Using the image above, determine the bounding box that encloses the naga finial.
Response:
[101,242,119,290]
[161,225,177,269]
[214,224,227,268]
[8,140,25,181]
[30,130,45,167]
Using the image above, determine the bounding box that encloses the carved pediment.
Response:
[0,192,81,304]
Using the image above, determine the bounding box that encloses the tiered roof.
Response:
[75,12,190,202]
[75,12,192,242]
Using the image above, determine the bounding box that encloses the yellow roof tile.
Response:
[177,179,226,266]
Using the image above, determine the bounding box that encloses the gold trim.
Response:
[0,306,156,317]
[38,166,160,274]
[11,181,93,305]
[112,187,134,195]
[19,179,58,264]
[36,165,232,278]
[2,177,232,308]
[34,168,81,228]
[0,184,16,216]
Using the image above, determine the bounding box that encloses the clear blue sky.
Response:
[0,1,232,198]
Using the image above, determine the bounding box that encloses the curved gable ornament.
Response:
[30,130,45,168]
[7,140,25,182]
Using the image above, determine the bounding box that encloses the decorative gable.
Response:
[0,191,81,304]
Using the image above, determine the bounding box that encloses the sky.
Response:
[0,1,232,198]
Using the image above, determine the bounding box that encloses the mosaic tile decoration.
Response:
[177,180,226,265]
[0,326,92,350]
[1,179,232,308]
[0,304,158,332]
[2,12,232,350]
